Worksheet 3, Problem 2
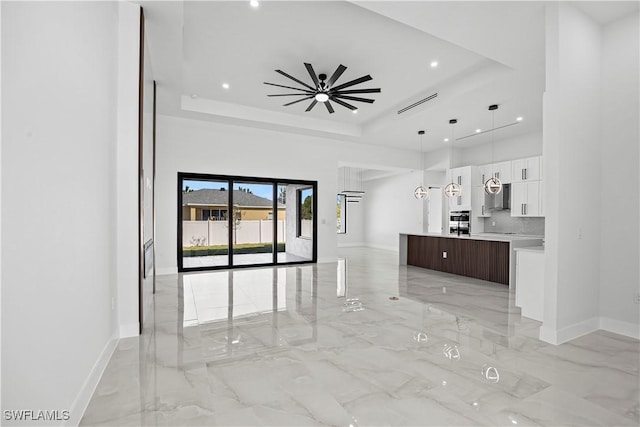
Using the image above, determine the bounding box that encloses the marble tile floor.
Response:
[81,247,639,426]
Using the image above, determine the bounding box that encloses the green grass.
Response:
[183,242,286,257]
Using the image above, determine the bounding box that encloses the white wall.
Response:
[1,2,122,424]
[141,26,155,328]
[540,3,639,343]
[457,131,543,167]
[599,12,640,337]
[116,2,142,338]
[155,115,419,273]
[362,171,424,251]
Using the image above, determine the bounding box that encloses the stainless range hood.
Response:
[484,183,511,212]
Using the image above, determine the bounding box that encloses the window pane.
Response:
[232,181,274,266]
[181,179,229,268]
[298,188,313,239]
[337,194,347,234]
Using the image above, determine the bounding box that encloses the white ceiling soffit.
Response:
[181,95,362,137]
[143,1,549,150]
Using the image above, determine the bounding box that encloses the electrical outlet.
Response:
[111,297,116,310]
[492,221,496,227]
[577,227,583,240]
[634,293,640,304]
[443,251,447,259]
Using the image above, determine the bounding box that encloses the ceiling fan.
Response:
[264,63,381,114]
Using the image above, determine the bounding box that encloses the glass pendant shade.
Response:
[414,185,428,199]
[444,182,461,198]
[484,176,503,195]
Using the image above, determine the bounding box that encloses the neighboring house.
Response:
[182,188,285,221]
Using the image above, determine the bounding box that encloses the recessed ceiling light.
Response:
[430,61,438,68]
[352,109,358,114]
[222,83,230,90]
[250,0,259,8]
[475,129,481,133]
[444,138,449,142]
[190,94,198,99]
[516,116,523,121]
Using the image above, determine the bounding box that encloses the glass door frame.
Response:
[177,172,318,272]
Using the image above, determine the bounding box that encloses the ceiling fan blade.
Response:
[334,88,381,94]
[325,100,335,114]
[283,95,314,106]
[330,96,358,111]
[326,64,347,88]
[304,63,320,89]
[333,94,375,103]
[330,74,372,91]
[268,93,313,97]
[305,99,318,112]
[275,69,316,91]
[264,82,313,93]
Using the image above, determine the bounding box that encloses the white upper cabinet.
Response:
[512,156,541,182]
[491,161,512,184]
[478,161,512,184]
[447,166,472,210]
[511,181,542,217]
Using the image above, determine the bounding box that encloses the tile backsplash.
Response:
[482,209,545,236]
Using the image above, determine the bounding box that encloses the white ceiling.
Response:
[142,0,638,156]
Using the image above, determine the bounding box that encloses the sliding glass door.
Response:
[231,181,275,266]
[178,173,316,272]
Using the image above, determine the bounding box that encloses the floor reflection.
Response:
[81,248,640,427]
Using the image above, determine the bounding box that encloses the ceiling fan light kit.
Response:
[264,63,381,114]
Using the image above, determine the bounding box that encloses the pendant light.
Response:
[484,104,502,195]
[444,119,461,198]
[414,130,429,199]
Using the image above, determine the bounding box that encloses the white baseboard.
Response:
[599,317,640,339]
[119,323,139,338]
[337,242,366,248]
[65,332,119,426]
[539,317,599,345]
[156,266,177,275]
[364,243,399,253]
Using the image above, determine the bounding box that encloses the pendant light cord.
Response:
[491,109,495,176]
[420,133,424,187]
[450,121,455,182]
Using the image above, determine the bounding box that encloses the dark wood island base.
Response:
[407,235,510,285]
[399,233,544,287]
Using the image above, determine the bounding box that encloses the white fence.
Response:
[183,220,286,247]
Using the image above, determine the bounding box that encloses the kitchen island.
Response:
[399,232,543,286]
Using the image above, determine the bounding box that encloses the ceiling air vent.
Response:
[397,92,438,115]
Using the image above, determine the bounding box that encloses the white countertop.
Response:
[514,245,545,253]
[400,232,544,243]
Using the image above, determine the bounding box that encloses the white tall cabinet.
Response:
[511,156,544,217]
[446,165,485,233]
[447,166,472,210]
